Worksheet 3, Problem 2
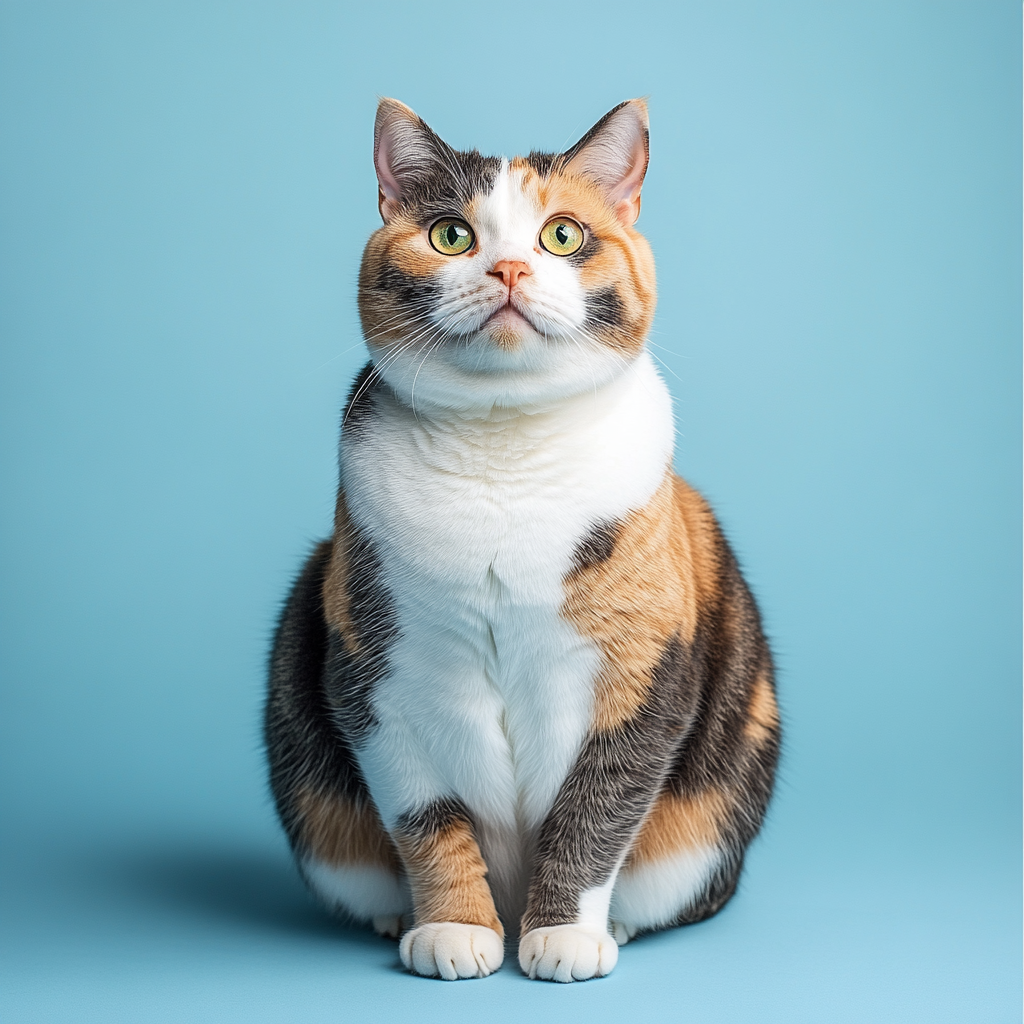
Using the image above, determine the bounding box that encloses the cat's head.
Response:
[357,99,656,412]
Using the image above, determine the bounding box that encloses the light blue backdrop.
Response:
[1,3,1019,1022]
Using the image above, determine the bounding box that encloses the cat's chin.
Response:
[372,335,636,415]
[482,306,534,350]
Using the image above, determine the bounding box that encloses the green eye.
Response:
[539,217,584,256]
[429,218,475,255]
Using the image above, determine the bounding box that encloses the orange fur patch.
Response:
[563,473,720,732]
[389,223,447,279]
[530,172,656,353]
[395,820,504,935]
[508,156,540,183]
[298,787,402,871]
[357,214,443,354]
[627,788,728,865]
[745,671,779,745]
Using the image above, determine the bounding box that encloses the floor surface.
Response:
[3,813,1018,1024]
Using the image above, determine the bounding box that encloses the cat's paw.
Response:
[372,914,405,939]
[399,922,504,980]
[518,925,619,982]
[610,919,637,946]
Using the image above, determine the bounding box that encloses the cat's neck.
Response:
[350,351,674,488]
[342,349,674,521]
[380,351,667,441]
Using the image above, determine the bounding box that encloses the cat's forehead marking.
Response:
[508,155,544,189]
[470,160,545,240]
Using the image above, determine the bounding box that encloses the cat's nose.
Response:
[487,259,532,291]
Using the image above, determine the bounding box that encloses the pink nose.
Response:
[488,259,532,291]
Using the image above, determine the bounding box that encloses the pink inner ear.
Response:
[373,100,434,221]
[615,132,648,205]
[609,133,648,226]
[563,101,650,225]
[374,129,404,204]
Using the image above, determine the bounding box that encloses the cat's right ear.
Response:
[374,98,442,223]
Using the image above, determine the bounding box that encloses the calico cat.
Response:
[265,98,780,983]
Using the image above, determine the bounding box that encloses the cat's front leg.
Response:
[519,728,672,983]
[392,799,505,980]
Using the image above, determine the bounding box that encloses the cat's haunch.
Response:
[265,99,779,982]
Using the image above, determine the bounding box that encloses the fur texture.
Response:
[265,98,779,983]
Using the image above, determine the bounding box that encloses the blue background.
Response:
[1,2,1020,1021]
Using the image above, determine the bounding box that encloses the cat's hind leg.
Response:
[265,540,412,935]
[609,787,739,942]
[611,657,780,942]
[296,789,412,936]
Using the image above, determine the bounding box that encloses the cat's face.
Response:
[357,100,656,412]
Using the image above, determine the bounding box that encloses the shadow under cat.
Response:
[91,845,363,943]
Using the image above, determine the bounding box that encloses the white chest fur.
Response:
[340,354,673,901]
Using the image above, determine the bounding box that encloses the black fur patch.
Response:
[523,150,560,177]
[374,261,440,306]
[569,229,602,266]
[322,518,396,741]
[393,128,501,222]
[585,286,625,332]
[571,521,621,573]
[395,796,475,842]
[264,542,372,853]
[521,636,698,931]
[341,362,378,435]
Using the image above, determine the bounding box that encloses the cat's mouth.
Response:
[482,301,537,343]
[485,305,532,329]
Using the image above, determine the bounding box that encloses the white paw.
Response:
[399,922,504,980]
[372,914,404,939]
[610,919,637,946]
[518,925,619,982]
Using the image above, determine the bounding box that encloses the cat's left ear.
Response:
[562,99,649,227]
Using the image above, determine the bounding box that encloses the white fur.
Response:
[576,873,618,933]
[609,844,721,934]
[342,352,673,921]
[301,858,411,921]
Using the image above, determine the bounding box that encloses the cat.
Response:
[265,98,780,983]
